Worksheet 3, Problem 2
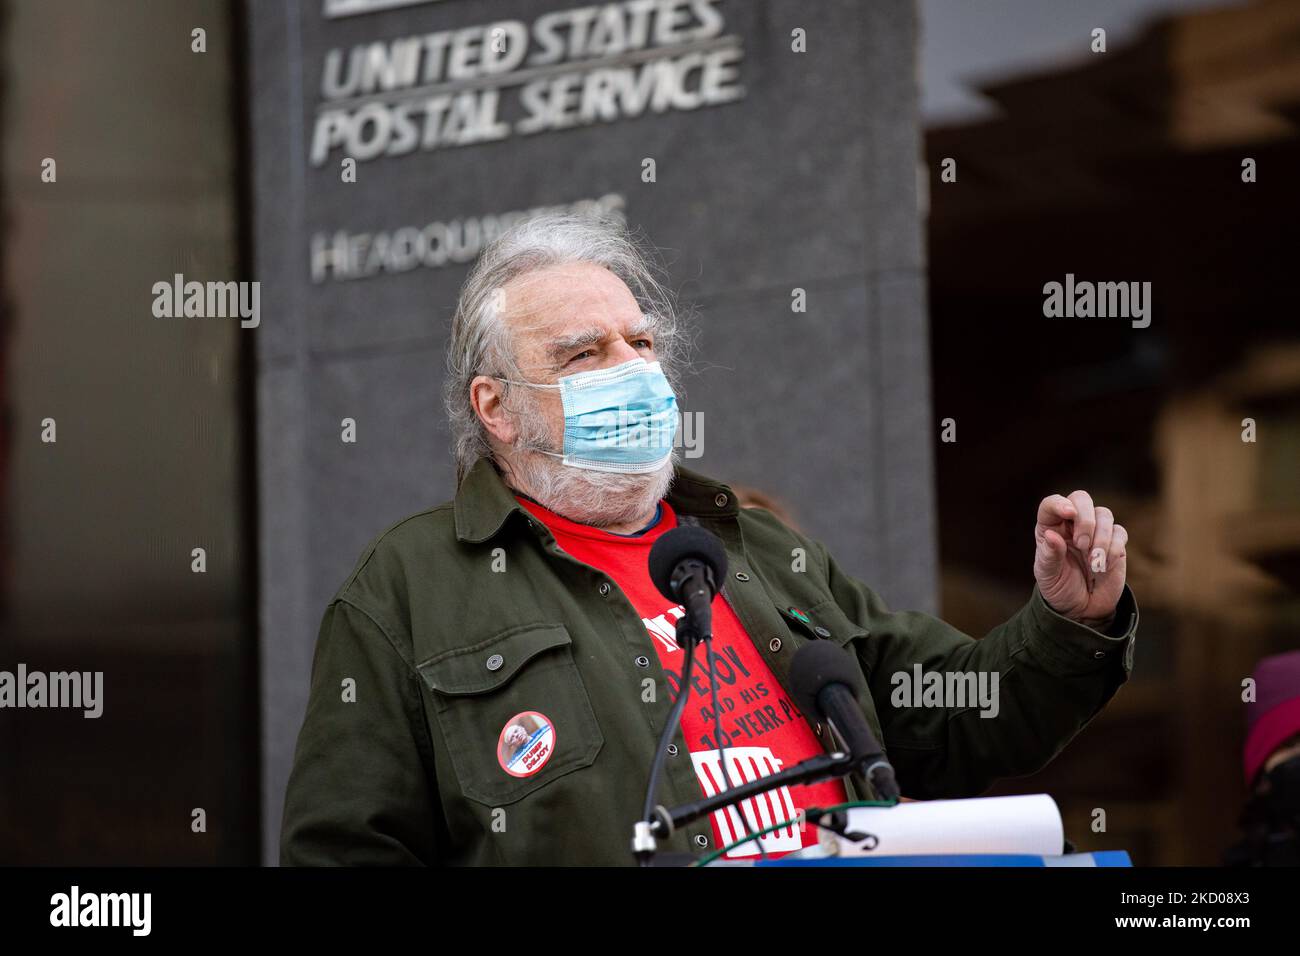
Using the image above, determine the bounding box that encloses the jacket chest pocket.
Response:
[417,623,605,807]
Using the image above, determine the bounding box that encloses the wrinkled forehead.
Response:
[500,262,648,361]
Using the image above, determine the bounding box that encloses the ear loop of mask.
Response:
[494,374,561,390]
[491,374,566,459]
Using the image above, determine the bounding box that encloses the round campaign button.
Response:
[497,710,557,778]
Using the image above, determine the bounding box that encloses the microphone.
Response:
[648,527,728,643]
[635,526,729,863]
[790,641,900,802]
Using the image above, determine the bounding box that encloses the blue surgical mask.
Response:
[499,358,679,473]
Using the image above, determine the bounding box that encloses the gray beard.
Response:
[505,447,677,528]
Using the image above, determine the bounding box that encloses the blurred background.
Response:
[922,0,1300,865]
[0,0,1295,865]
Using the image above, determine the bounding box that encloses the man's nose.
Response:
[605,339,645,366]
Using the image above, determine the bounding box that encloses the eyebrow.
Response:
[628,314,655,338]
[543,317,656,362]
[545,326,607,362]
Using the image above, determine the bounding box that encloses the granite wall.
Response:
[246,0,934,861]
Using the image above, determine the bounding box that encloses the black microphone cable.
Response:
[638,622,698,865]
[641,631,695,822]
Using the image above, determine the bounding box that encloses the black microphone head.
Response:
[648,526,728,602]
[789,640,862,718]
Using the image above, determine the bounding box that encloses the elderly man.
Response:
[280,213,1139,866]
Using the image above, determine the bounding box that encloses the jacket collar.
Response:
[453,455,740,543]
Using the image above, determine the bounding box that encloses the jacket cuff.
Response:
[1023,583,1139,676]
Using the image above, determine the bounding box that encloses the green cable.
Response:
[691,798,899,867]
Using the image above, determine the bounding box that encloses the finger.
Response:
[1108,523,1129,574]
[1090,507,1114,573]
[1067,489,1096,553]
[1036,527,1068,577]
[1036,494,1076,528]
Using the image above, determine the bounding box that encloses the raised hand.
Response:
[1033,490,1128,628]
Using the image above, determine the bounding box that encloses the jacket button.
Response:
[769,638,782,653]
[693,834,709,848]
[1093,650,1106,659]
[714,493,728,508]
[814,626,831,638]
[667,744,679,756]
[485,654,504,671]
[735,571,750,582]
[599,582,611,596]
[814,722,823,736]
[635,655,650,667]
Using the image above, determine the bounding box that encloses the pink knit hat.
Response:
[1243,650,1300,786]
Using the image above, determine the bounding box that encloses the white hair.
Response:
[444,212,688,483]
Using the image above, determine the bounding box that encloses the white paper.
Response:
[835,793,1064,857]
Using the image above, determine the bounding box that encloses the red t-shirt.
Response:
[517,494,847,859]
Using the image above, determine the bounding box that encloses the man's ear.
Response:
[471,375,517,445]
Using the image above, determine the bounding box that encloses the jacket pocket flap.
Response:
[418,623,572,696]
[777,599,868,646]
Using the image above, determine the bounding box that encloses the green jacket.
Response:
[280,456,1138,866]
